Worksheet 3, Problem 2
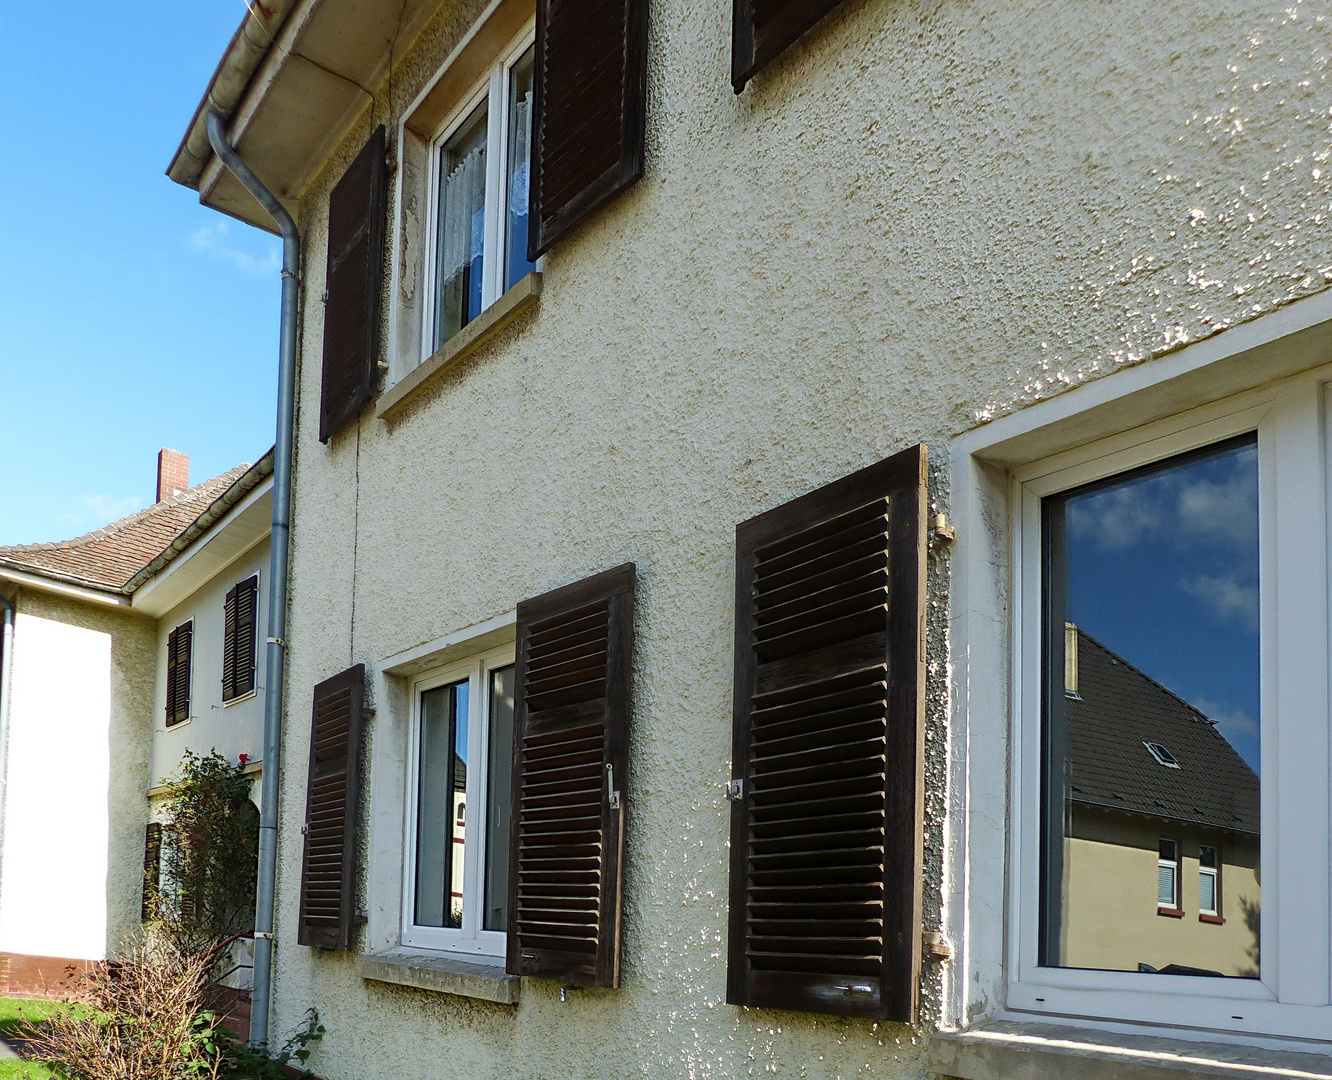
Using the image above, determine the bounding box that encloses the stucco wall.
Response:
[151,539,270,792]
[0,590,154,963]
[266,0,1332,1076]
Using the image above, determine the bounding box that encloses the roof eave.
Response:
[166,0,438,234]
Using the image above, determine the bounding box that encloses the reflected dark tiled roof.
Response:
[1067,628,1260,835]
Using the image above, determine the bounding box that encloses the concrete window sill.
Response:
[376,272,542,422]
[358,949,519,1005]
[930,1020,1332,1080]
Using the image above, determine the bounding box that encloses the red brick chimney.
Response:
[157,449,190,503]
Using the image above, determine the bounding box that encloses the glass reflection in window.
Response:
[504,46,536,291]
[415,679,469,928]
[1042,435,1260,978]
[435,102,488,349]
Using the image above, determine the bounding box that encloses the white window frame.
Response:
[419,24,536,360]
[401,642,516,956]
[1001,365,1332,1041]
[1199,846,1221,918]
[1156,839,1180,912]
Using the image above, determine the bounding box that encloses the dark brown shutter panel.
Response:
[726,445,928,1021]
[297,664,365,950]
[222,583,239,701]
[527,0,648,260]
[142,822,162,922]
[320,127,387,443]
[166,622,192,727]
[732,0,846,92]
[223,577,259,702]
[506,564,634,986]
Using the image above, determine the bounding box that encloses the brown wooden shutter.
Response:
[142,822,162,922]
[320,127,387,443]
[506,564,634,986]
[222,576,258,702]
[527,0,648,260]
[726,445,928,1021]
[297,664,365,950]
[731,0,846,92]
[165,622,192,727]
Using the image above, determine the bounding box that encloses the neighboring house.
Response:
[0,449,272,998]
[1059,626,1261,978]
[166,0,1332,1078]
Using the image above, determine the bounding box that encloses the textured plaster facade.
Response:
[150,539,270,792]
[0,590,154,965]
[262,0,1332,1077]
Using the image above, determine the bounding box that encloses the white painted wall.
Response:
[0,612,112,960]
[151,538,269,795]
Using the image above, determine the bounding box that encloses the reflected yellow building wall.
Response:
[1062,806,1260,978]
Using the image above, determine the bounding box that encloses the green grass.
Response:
[0,998,65,1079]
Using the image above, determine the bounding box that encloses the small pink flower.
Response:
[238,753,250,766]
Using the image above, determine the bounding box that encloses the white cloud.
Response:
[1182,573,1259,632]
[189,221,280,277]
[1177,471,1259,547]
[1068,483,1161,549]
[60,493,146,531]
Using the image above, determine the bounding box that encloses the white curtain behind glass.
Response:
[440,144,487,300]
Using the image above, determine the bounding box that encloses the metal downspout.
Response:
[0,595,14,896]
[206,112,298,1052]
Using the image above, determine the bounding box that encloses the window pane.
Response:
[415,679,470,928]
[503,47,536,292]
[1158,862,1177,907]
[1200,869,1218,914]
[484,665,515,931]
[435,102,489,349]
[1042,436,1260,978]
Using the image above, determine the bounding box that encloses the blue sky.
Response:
[1062,438,1262,773]
[0,2,280,546]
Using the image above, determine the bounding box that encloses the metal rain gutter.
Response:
[0,595,14,896]
[206,111,299,1052]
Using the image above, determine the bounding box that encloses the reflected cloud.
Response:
[1183,574,1259,632]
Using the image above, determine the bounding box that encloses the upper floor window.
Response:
[429,36,536,352]
[165,620,193,727]
[222,575,259,703]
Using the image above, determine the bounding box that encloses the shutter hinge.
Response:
[923,930,953,960]
[931,514,956,543]
[321,288,330,304]
[725,777,744,802]
[834,983,875,996]
[606,763,621,811]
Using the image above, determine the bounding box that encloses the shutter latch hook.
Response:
[606,763,621,811]
[725,778,744,802]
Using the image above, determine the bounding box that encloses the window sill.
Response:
[358,949,519,1005]
[1200,912,1225,925]
[223,689,257,708]
[929,1020,1332,1080]
[1157,906,1186,918]
[376,272,542,422]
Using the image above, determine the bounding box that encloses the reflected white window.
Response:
[405,645,515,954]
[429,34,537,353]
[1200,845,1220,917]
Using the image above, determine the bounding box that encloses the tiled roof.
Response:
[1067,628,1260,835]
[0,465,252,593]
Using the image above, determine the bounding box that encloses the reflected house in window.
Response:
[1058,625,1260,978]
[451,751,466,928]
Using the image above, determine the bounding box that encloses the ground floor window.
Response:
[404,645,515,954]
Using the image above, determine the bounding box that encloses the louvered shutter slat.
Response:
[527,0,647,259]
[297,664,365,950]
[507,564,634,987]
[732,0,847,92]
[727,446,927,1022]
[222,584,239,702]
[319,127,387,443]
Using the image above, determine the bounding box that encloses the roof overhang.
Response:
[132,476,273,619]
[0,566,135,609]
[167,0,438,233]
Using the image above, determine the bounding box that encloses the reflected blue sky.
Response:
[1064,437,1261,773]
